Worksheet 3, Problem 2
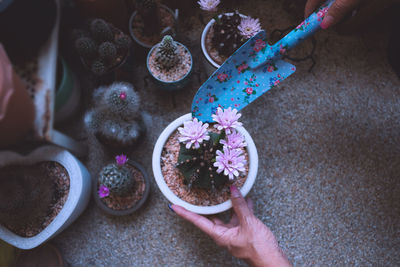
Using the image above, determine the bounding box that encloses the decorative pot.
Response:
[146,41,193,91]
[93,160,150,216]
[0,146,91,250]
[129,4,178,50]
[55,57,80,122]
[201,12,247,76]
[0,44,35,148]
[152,113,258,215]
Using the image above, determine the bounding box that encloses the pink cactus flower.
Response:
[115,154,128,166]
[212,107,242,134]
[119,92,127,100]
[220,130,247,150]
[98,185,110,198]
[197,0,220,11]
[214,147,246,180]
[178,118,210,149]
[238,17,262,39]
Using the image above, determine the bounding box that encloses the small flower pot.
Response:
[54,57,80,122]
[146,41,193,91]
[93,160,150,216]
[201,12,247,76]
[152,113,258,215]
[0,146,91,250]
[129,4,178,50]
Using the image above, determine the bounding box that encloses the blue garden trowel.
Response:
[192,0,334,122]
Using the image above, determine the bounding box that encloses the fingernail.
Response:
[230,185,240,197]
[168,203,175,213]
[321,15,334,29]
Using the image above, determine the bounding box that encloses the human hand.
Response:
[169,186,291,267]
[305,0,363,29]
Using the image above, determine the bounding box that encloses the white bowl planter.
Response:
[0,146,91,250]
[201,12,247,76]
[152,113,258,215]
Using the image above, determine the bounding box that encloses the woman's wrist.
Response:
[244,243,291,267]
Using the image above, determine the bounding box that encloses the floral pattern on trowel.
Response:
[192,31,295,122]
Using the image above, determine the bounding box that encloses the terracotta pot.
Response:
[0,44,35,148]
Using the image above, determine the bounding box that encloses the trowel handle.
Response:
[250,0,334,69]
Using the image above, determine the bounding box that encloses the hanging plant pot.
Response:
[0,146,91,250]
[93,159,150,216]
[146,38,193,91]
[129,4,178,49]
[152,113,259,215]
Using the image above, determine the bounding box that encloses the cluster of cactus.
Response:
[212,11,245,57]
[136,0,161,36]
[84,82,145,148]
[0,164,54,228]
[99,161,135,197]
[74,18,131,76]
[176,132,228,190]
[154,35,180,70]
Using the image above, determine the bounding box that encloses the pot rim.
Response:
[152,113,258,215]
[201,12,248,70]
[146,41,193,85]
[93,159,150,216]
[129,4,177,49]
[0,145,91,249]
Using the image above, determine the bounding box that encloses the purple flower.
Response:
[220,130,247,150]
[115,154,128,166]
[212,107,242,134]
[238,17,262,39]
[214,147,246,180]
[98,185,110,198]
[197,0,220,11]
[178,118,210,149]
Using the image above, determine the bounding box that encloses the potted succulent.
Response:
[129,0,178,49]
[0,146,91,250]
[199,0,262,74]
[147,35,193,90]
[73,18,132,76]
[152,108,258,215]
[84,82,146,152]
[93,154,150,216]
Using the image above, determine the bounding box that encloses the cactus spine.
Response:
[154,35,180,70]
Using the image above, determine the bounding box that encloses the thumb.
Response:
[230,185,252,224]
[321,0,361,29]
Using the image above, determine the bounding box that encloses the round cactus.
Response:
[91,60,107,76]
[115,35,132,50]
[90,18,114,42]
[98,163,134,196]
[98,41,117,62]
[102,82,141,119]
[75,37,96,59]
[154,35,180,70]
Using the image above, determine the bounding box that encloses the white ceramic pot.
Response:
[200,13,247,76]
[152,113,258,215]
[0,146,91,250]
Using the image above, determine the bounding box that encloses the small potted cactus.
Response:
[84,82,146,152]
[152,109,258,215]
[129,0,178,49]
[199,1,262,74]
[73,18,131,76]
[147,35,193,90]
[94,154,150,216]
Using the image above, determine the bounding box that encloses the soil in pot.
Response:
[148,43,192,82]
[0,162,70,237]
[161,130,249,206]
[98,163,146,210]
[131,5,175,47]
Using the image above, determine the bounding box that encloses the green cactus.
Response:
[212,11,244,57]
[91,60,107,76]
[98,163,135,196]
[154,35,180,70]
[176,132,228,190]
[84,82,145,148]
[90,18,114,42]
[115,35,132,50]
[98,41,117,62]
[75,37,96,59]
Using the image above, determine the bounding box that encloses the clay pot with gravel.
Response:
[0,146,91,250]
[73,18,131,76]
[147,35,192,91]
[129,1,178,49]
[94,154,150,216]
[152,109,258,215]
